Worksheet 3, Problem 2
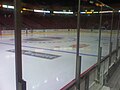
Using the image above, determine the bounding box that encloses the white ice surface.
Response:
[0,31,118,90]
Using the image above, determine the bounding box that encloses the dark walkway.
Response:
[106,64,120,90]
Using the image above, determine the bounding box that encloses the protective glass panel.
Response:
[0,0,120,90]
[0,7,16,90]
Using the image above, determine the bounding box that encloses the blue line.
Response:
[0,42,99,57]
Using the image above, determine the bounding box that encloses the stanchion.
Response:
[75,0,81,89]
[109,11,114,66]
[76,56,81,90]
[14,0,26,90]
[97,5,103,81]
[85,74,89,90]
[109,42,113,66]
[97,47,102,80]
[116,13,120,61]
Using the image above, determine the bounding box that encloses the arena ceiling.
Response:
[23,0,120,10]
[2,0,120,5]
[1,0,120,10]
[22,0,120,7]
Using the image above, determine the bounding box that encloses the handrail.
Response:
[61,47,120,90]
[60,64,97,90]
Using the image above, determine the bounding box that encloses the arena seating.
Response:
[0,10,119,30]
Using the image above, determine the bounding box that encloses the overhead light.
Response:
[23,8,33,11]
[2,5,8,8]
[21,11,23,13]
[91,9,94,12]
[23,8,27,11]
[80,12,86,14]
[34,9,50,13]
[99,11,113,13]
[93,11,99,14]
[8,5,14,9]
[89,1,94,4]
[95,3,99,6]
[53,11,73,14]
[86,11,92,14]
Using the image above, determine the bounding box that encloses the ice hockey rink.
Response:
[0,29,118,90]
